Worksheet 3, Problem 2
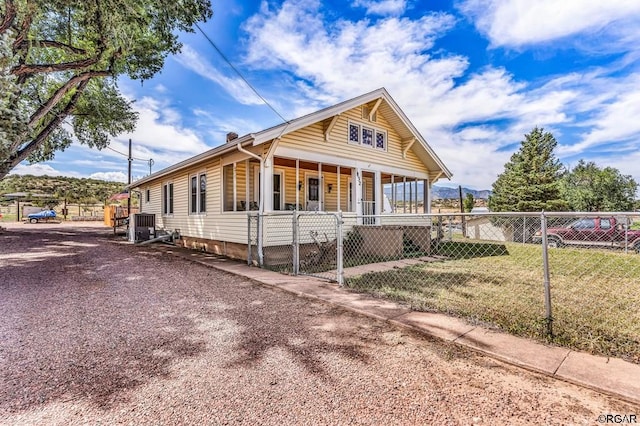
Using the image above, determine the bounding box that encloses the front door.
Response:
[307,177,319,210]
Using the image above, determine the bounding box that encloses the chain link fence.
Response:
[249,211,640,362]
[345,212,640,363]
[248,212,341,282]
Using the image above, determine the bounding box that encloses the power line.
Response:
[105,145,148,162]
[194,22,290,125]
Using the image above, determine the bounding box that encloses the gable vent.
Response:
[362,105,376,122]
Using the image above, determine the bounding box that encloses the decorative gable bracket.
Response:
[323,114,340,142]
[369,98,382,121]
[402,137,415,159]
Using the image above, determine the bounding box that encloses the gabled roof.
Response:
[129,88,451,189]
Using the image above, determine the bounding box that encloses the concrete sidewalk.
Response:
[155,245,640,407]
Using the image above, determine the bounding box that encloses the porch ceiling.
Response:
[274,157,352,174]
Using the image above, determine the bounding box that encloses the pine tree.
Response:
[488,127,567,212]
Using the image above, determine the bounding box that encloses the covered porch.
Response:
[222,155,431,215]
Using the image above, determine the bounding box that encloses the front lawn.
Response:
[346,241,640,363]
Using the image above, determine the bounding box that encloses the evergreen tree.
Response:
[488,127,567,212]
[463,193,474,212]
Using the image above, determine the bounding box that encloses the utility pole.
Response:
[148,158,154,175]
[459,185,466,238]
[127,138,132,222]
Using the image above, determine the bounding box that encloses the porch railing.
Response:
[362,201,375,215]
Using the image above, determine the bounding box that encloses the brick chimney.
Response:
[226,132,238,143]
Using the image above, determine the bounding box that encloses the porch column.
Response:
[245,159,250,208]
[318,162,323,211]
[424,179,430,213]
[233,163,237,212]
[409,178,413,213]
[352,168,363,216]
[391,175,395,213]
[375,171,382,215]
[295,159,300,210]
[337,166,341,212]
[263,156,274,211]
[403,177,407,213]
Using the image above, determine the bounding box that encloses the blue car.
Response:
[27,209,57,223]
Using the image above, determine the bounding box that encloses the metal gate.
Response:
[248,212,343,285]
[294,212,343,284]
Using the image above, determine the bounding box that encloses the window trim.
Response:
[162,181,174,216]
[347,120,387,151]
[199,173,207,214]
[189,172,207,215]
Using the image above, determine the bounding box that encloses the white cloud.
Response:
[556,73,640,156]
[193,108,263,142]
[458,0,640,49]
[242,1,587,188]
[10,164,78,177]
[88,171,128,183]
[353,0,407,16]
[115,96,211,159]
[175,45,263,105]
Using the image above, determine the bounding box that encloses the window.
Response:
[190,176,197,214]
[573,218,595,229]
[145,189,150,203]
[189,173,207,214]
[273,173,282,210]
[162,182,173,215]
[347,121,387,151]
[308,178,319,202]
[223,162,251,212]
[199,174,206,213]
[362,127,373,146]
[375,130,386,150]
[600,218,611,229]
[349,123,360,144]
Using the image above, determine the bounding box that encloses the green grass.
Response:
[0,213,17,222]
[346,241,640,363]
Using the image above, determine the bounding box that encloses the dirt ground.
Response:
[0,222,637,425]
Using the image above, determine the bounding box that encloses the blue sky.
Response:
[12,0,640,190]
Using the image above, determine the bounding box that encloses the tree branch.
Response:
[12,4,32,51]
[0,0,17,34]
[11,55,102,76]
[29,70,111,127]
[16,39,87,55]
[0,79,90,180]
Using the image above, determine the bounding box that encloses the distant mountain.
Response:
[433,186,491,200]
[384,182,491,201]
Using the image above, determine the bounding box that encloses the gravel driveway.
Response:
[0,223,636,425]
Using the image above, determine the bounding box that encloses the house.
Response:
[465,216,513,242]
[128,88,452,260]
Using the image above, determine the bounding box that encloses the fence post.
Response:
[293,212,299,275]
[624,215,629,254]
[257,214,264,267]
[540,211,553,337]
[247,214,252,266]
[336,212,344,286]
